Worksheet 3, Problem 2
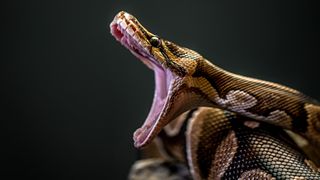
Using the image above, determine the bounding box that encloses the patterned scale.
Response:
[159,107,320,179]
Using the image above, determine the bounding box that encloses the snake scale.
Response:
[110,11,320,179]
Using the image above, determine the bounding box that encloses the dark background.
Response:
[1,0,319,179]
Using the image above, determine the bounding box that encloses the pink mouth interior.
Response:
[110,17,174,148]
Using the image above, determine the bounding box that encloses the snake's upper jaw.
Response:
[110,11,155,70]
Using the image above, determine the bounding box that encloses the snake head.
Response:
[110,11,207,148]
[110,11,202,76]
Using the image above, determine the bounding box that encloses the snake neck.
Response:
[189,58,235,102]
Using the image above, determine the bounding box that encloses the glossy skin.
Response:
[110,11,320,179]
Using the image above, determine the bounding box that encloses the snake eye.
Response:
[150,36,161,47]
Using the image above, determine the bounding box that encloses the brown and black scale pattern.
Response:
[160,108,320,179]
[221,115,319,179]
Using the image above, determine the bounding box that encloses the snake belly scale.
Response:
[110,11,320,179]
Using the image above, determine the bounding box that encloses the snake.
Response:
[110,11,320,179]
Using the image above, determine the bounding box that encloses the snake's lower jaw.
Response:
[133,73,180,148]
[133,77,208,148]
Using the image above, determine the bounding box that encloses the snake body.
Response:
[110,11,320,179]
[159,108,320,179]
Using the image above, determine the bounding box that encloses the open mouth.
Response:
[110,12,177,148]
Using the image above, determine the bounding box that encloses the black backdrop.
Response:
[2,0,319,179]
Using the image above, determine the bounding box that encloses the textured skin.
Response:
[183,108,320,179]
[110,11,320,179]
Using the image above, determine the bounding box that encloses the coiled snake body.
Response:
[110,11,320,179]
